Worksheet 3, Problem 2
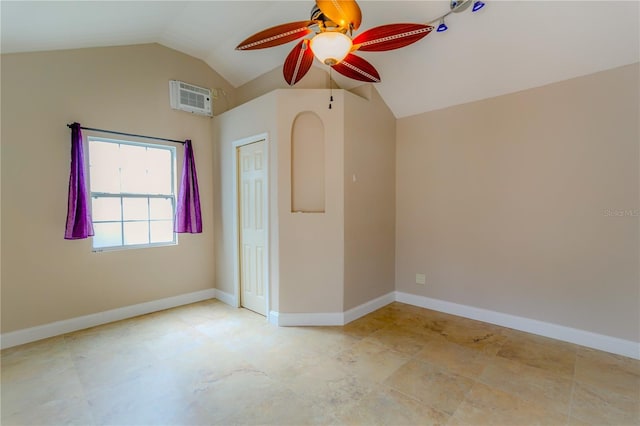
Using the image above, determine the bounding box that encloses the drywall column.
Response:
[277,90,345,315]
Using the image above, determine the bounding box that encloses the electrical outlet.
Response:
[415,273,426,285]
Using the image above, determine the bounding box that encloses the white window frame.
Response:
[88,136,178,252]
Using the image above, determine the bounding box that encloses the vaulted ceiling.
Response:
[2,1,638,118]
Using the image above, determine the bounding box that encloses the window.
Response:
[88,137,177,251]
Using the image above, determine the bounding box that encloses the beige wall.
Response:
[343,86,396,310]
[396,63,640,342]
[1,44,235,333]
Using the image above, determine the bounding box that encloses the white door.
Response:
[238,140,267,316]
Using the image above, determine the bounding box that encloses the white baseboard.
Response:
[276,312,344,326]
[214,289,237,307]
[5,285,635,360]
[0,288,216,350]
[395,291,640,360]
[271,291,395,327]
[344,292,396,324]
[268,310,279,326]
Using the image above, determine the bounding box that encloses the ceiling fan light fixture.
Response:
[310,31,353,65]
[437,19,448,32]
[472,1,485,12]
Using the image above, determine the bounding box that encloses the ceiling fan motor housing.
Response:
[310,4,339,30]
[310,4,324,21]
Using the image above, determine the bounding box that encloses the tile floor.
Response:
[1,300,638,425]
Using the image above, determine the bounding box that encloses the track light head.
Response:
[472,1,485,12]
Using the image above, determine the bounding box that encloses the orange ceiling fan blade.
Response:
[236,21,314,50]
[283,39,315,86]
[332,53,381,83]
[316,0,362,31]
[352,23,434,52]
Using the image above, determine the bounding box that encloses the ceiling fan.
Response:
[236,0,485,86]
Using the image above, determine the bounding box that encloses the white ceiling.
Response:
[2,1,638,118]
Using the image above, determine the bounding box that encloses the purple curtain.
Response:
[64,123,94,239]
[174,140,202,233]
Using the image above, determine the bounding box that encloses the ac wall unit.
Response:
[169,80,213,117]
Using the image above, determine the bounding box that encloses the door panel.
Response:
[238,140,267,316]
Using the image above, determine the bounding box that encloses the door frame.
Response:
[232,133,270,321]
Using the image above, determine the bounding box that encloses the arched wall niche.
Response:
[291,111,325,213]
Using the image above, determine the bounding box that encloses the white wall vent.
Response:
[169,80,213,117]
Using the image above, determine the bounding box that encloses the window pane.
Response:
[148,149,172,194]
[92,197,122,221]
[90,141,120,168]
[90,165,121,194]
[124,222,149,245]
[121,168,148,194]
[93,222,122,248]
[123,198,149,221]
[120,144,147,167]
[121,145,148,193]
[150,220,174,243]
[149,198,173,220]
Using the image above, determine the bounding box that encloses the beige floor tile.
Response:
[449,382,568,425]
[1,363,87,420]
[296,326,360,357]
[127,311,196,342]
[1,336,74,384]
[218,386,326,425]
[479,355,573,415]
[497,330,577,376]
[64,319,137,356]
[570,380,640,426]
[92,391,218,426]
[72,343,159,391]
[143,327,212,360]
[281,357,377,419]
[2,395,95,426]
[187,367,281,424]
[337,386,450,426]
[574,347,640,396]
[414,337,493,379]
[334,339,410,383]
[86,361,201,425]
[362,325,429,356]
[194,311,271,351]
[385,359,475,415]
[170,299,235,326]
[338,315,390,339]
[232,334,331,383]
[438,318,508,355]
[159,341,262,400]
[392,311,508,355]
[567,415,594,425]
[393,312,451,339]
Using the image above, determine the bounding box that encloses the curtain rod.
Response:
[67,124,186,144]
